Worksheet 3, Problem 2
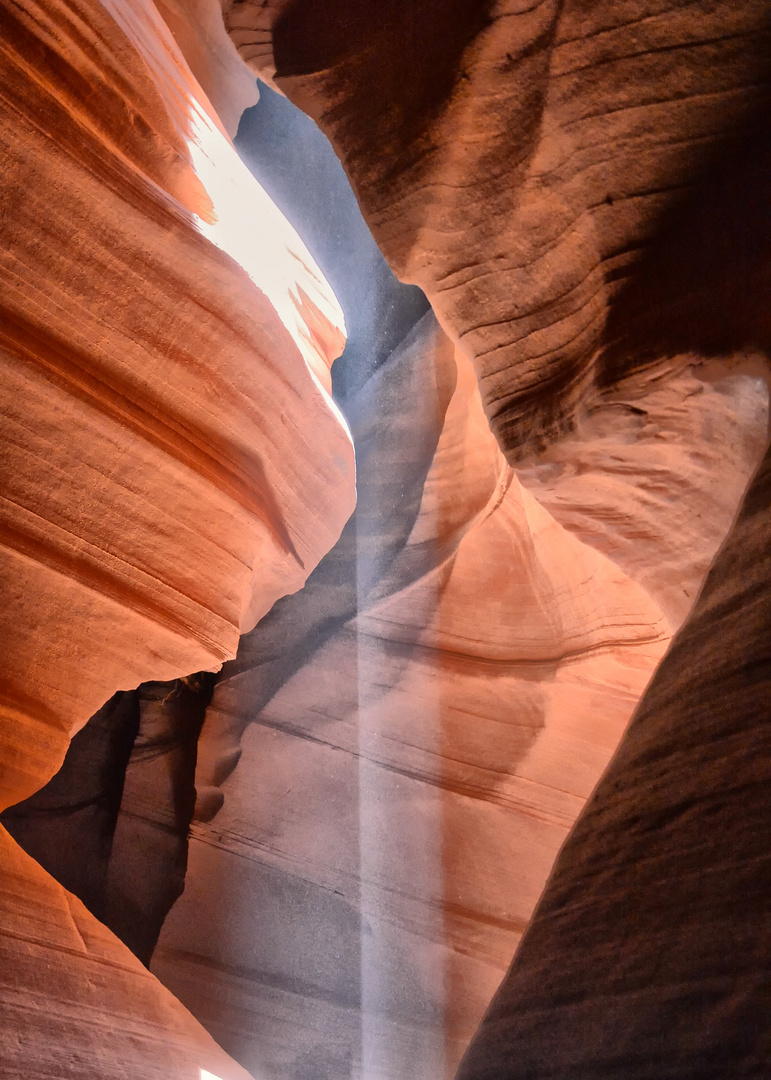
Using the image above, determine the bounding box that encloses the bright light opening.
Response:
[100,0,349,413]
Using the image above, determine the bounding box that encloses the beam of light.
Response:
[356,496,447,1077]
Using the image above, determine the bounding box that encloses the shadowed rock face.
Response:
[150,347,768,1077]
[225,0,771,453]
[154,314,672,1079]
[2,691,142,927]
[4,677,216,966]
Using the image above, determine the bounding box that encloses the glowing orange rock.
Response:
[0,0,356,1076]
[0,823,254,1079]
[0,0,354,811]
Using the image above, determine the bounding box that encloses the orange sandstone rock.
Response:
[0,0,354,811]
[146,320,690,1077]
[222,0,771,454]
[0,824,254,1080]
[152,302,766,1077]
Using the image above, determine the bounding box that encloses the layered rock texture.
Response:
[211,2,769,1076]
[146,86,765,1080]
[151,335,767,1078]
[457,435,771,1080]
[0,0,353,1075]
[2,1,770,1079]
[167,2,769,1075]
[0,0,353,809]
[0,824,254,1080]
[225,0,771,452]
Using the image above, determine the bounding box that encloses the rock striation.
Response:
[0,0,353,812]
[224,0,771,453]
[152,315,669,1079]
[0,0,355,1076]
[457,433,771,1080]
[2,1,770,1078]
[0,823,254,1080]
[149,135,767,1070]
[154,340,767,1078]
[147,5,771,1075]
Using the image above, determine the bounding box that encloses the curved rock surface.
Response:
[152,0,260,135]
[152,321,666,1079]
[224,0,771,454]
[0,823,254,1080]
[0,0,353,811]
[0,0,355,1077]
[3,675,216,966]
[140,32,769,1073]
[152,291,766,1079]
[457,434,771,1080]
[518,354,771,629]
[2,1,770,1078]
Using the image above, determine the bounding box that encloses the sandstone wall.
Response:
[0,0,354,1075]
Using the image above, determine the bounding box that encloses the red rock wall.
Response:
[0,0,353,811]
[224,0,771,452]
[0,823,254,1080]
[2,0,770,1077]
[457,433,771,1080]
[0,0,355,1075]
[138,2,771,1076]
[152,322,767,1077]
[206,2,771,1076]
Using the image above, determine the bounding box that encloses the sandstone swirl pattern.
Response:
[0,0,353,810]
[137,2,771,1075]
[457,434,771,1080]
[0,0,353,1076]
[153,319,766,1078]
[1,2,769,1078]
[224,0,771,452]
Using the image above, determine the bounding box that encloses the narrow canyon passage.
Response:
[1,2,770,1079]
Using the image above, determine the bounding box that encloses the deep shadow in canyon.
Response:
[600,91,771,383]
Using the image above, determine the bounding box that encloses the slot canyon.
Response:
[1,1,770,1077]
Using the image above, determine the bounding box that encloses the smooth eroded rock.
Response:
[0,0,354,810]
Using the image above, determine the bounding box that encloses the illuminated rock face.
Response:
[0,0,353,811]
[152,327,766,1078]
[0,824,254,1080]
[144,4,770,1078]
[150,0,260,136]
[202,3,771,1078]
[144,94,766,1080]
[0,0,353,1076]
